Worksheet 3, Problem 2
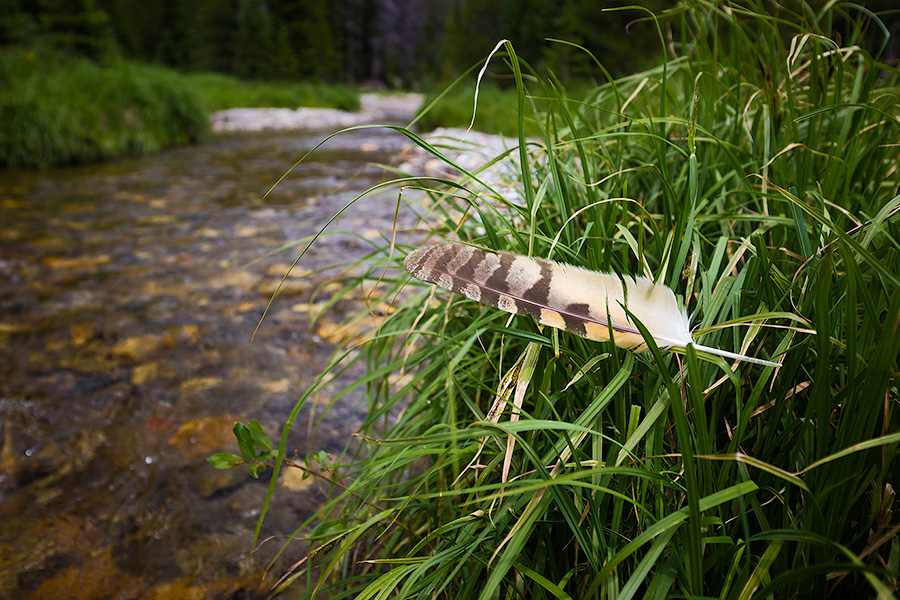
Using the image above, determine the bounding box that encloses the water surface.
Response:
[0,126,416,598]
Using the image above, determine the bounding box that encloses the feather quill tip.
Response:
[687,343,781,368]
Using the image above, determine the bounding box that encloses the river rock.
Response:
[168,414,241,462]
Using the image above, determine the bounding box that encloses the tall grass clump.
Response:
[0,47,209,168]
[222,2,900,598]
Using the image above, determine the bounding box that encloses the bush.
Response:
[0,47,209,168]
[224,2,900,598]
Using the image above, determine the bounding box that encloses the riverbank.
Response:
[1,43,522,176]
[211,93,425,132]
[211,97,528,205]
[0,49,209,169]
[1,43,530,169]
[0,48,364,169]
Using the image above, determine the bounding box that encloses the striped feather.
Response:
[404,242,779,367]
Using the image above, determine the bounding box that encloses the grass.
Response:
[216,1,900,598]
[416,82,547,137]
[0,47,361,168]
[183,72,360,113]
[0,47,209,168]
[415,80,596,137]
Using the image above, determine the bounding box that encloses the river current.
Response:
[0,125,423,598]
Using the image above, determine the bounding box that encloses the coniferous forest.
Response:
[3,0,683,86]
[4,1,898,87]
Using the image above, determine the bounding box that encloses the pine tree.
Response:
[156,0,197,69]
[0,0,39,46]
[32,0,118,60]
[293,0,338,81]
[194,0,240,74]
[271,23,299,80]
[233,0,275,79]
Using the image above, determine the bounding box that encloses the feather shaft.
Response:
[404,242,779,367]
[688,344,780,367]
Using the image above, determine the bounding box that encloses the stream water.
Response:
[0,126,420,598]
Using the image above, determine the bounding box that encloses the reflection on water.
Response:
[0,126,416,598]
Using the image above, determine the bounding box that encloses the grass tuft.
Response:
[0,47,362,168]
[0,47,209,168]
[226,3,900,598]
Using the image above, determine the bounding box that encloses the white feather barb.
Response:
[404,242,780,367]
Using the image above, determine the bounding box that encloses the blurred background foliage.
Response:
[1,0,684,87]
[1,0,897,168]
[2,0,897,88]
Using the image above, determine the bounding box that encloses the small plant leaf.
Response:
[246,463,268,479]
[207,453,244,470]
[248,419,273,451]
[233,422,255,459]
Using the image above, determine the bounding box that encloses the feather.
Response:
[404,242,779,367]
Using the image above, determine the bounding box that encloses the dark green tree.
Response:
[233,0,275,79]
[271,23,299,80]
[10,0,706,86]
[438,0,499,84]
[342,0,377,83]
[96,0,155,59]
[156,0,198,69]
[9,0,119,60]
[291,0,339,81]
[194,0,239,73]
[500,0,559,66]
[0,0,39,46]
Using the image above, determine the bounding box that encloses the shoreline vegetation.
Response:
[1,0,673,170]
[0,46,363,169]
[2,47,207,169]
[0,45,533,169]
[212,4,900,599]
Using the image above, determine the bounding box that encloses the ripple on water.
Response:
[0,125,421,598]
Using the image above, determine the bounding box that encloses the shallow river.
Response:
[0,126,421,598]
